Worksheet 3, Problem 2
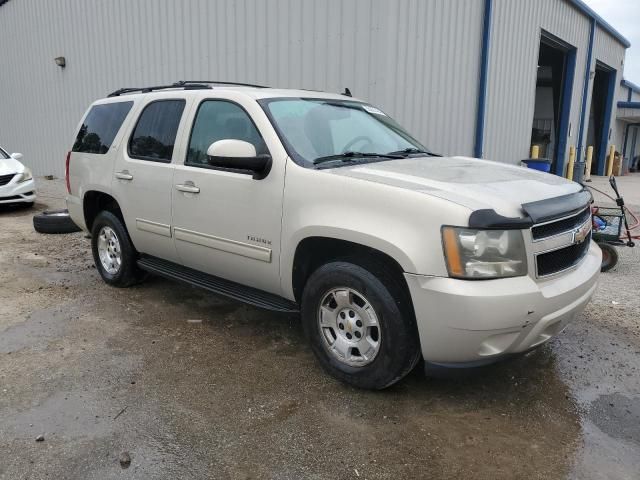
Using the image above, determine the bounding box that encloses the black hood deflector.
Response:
[468,188,591,229]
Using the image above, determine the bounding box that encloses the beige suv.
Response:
[66,81,600,389]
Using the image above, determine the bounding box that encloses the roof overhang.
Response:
[622,80,640,94]
[568,0,631,48]
[617,102,640,122]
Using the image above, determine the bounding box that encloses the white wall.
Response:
[484,0,591,167]
[0,0,483,176]
[0,0,628,177]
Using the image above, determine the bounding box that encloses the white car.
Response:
[0,146,36,206]
[66,81,600,389]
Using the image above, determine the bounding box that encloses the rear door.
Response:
[171,95,286,294]
[111,97,189,262]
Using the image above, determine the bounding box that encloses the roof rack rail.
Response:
[176,80,268,88]
[107,80,268,97]
[107,82,212,97]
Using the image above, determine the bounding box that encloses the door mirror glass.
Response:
[207,140,271,179]
[11,153,23,160]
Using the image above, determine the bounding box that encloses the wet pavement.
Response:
[1,178,639,479]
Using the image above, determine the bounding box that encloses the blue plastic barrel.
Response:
[521,158,551,173]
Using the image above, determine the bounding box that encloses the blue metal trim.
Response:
[618,101,640,109]
[621,79,640,94]
[567,0,631,48]
[577,19,596,164]
[474,0,492,159]
[555,47,577,176]
[595,68,617,176]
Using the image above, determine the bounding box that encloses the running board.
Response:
[137,256,299,313]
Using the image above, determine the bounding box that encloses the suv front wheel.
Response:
[91,210,144,287]
[301,261,420,389]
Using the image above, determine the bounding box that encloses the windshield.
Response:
[259,98,430,167]
[0,147,9,159]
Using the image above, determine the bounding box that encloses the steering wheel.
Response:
[342,136,374,153]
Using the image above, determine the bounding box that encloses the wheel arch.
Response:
[82,189,125,233]
[288,233,415,304]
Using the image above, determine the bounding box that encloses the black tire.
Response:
[301,261,421,390]
[91,210,144,287]
[33,209,81,234]
[598,242,618,272]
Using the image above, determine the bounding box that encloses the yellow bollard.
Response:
[567,146,576,181]
[606,145,615,176]
[531,145,539,159]
[584,146,593,182]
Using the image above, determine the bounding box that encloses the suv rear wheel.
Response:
[91,211,144,287]
[301,261,420,389]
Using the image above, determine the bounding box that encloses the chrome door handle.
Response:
[115,170,133,181]
[175,182,200,194]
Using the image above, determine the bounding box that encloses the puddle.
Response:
[588,393,640,446]
[553,315,640,479]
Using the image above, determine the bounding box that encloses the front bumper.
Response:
[0,177,36,204]
[405,242,601,365]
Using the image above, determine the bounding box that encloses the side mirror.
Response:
[206,140,271,180]
[11,153,23,161]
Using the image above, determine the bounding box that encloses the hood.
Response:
[328,156,582,218]
[0,158,25,176]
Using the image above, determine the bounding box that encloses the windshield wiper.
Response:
[313,151,403,165]
[386,147,440,157]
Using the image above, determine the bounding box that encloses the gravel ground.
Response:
[0,177,639,479]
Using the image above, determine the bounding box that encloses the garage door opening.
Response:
[530,33,576,175]
[586,63,617,175]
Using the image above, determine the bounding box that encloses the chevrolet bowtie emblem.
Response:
[573,222,591,244]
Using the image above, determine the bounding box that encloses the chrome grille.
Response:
[531,208,592,278]
[531,207,591,240]
[536,236,591,277]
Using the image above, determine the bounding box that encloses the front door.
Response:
[171,98,285,295]
[111,98,188,262]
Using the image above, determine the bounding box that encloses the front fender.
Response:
[279,162,472,299]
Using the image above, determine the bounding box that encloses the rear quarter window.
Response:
[72,101,133,154]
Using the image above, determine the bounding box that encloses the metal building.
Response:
[619,80,640,170]
[0,0,635,177]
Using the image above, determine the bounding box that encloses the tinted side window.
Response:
[186,100,267,166]
[129,100,185,162]
[72,101,133,154]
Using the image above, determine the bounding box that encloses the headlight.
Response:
[18,168,33,182]
[442,226,527,279]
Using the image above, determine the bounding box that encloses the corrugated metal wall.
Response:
[0,0,629,176]
[617,83,628,103]
[484,0,591,167]
[0,0,483,176]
